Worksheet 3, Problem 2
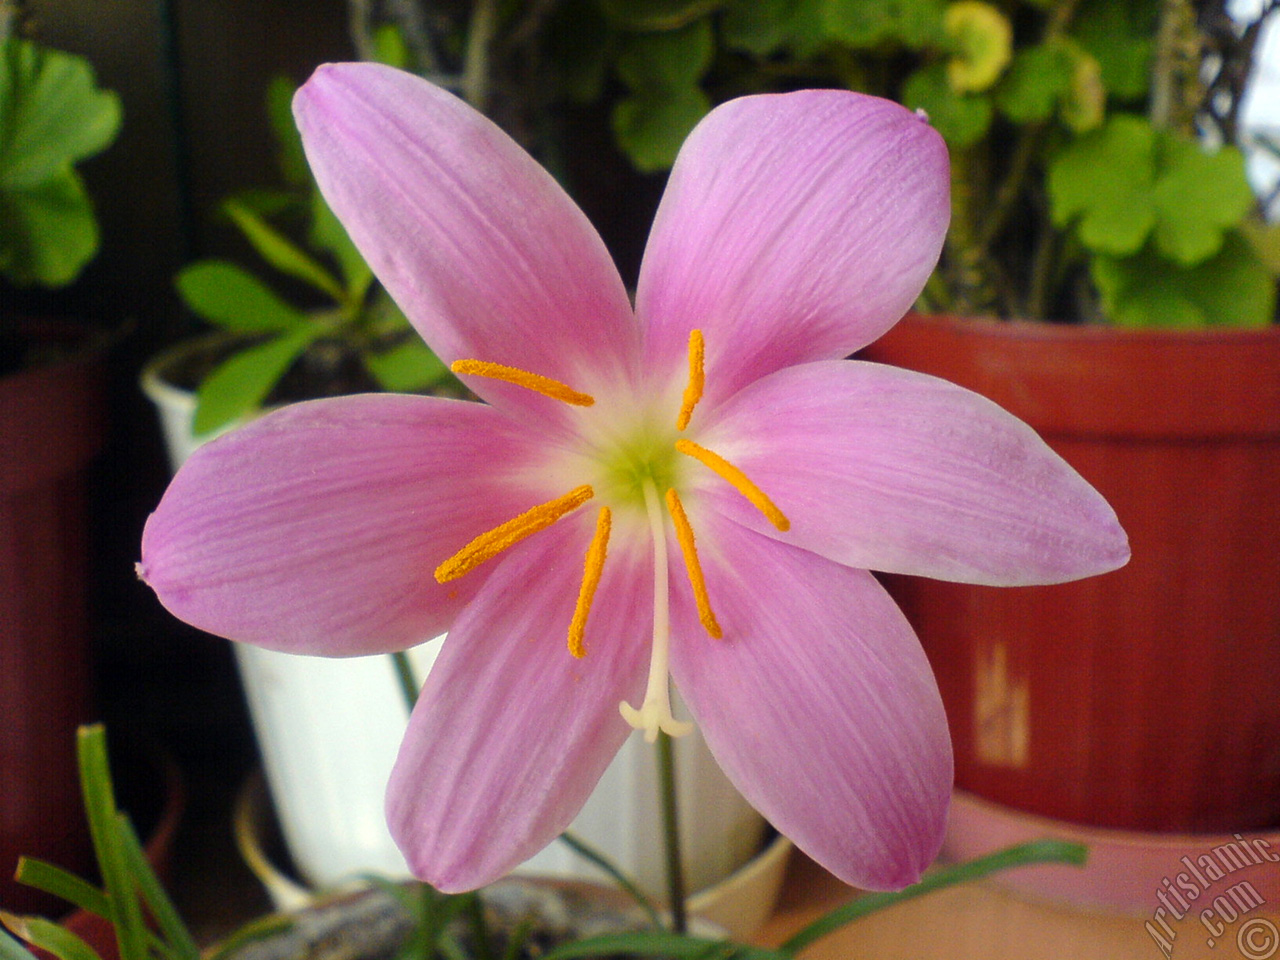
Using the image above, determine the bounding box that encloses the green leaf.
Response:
[783,840,1088,953]
[0,38,121,189]
[1,928,39,960]
[615,20,714,90]
[308,188,373,300]
[995,44,1071,123]
[1092,232,1277,328]
[176,260,309,333]
[1048,114,1156,255]
[1071,0,1154,101]
[372,23,412,69]
[116,816,200,960]
[543,932,790,960]
[363,335,451,392]
[820,0,945,49]
[223,198,346,302]
[14,859,110,919]
[595,0,723,30]
[0,917,101,960]
[193,328,318,435]
[722,0,819,57]
[903,63,991,148]
[0,166,97,286]
[1151,139,1254,266]
[265,75,308,187]
[76,726,147,960]
[613,85,711,173]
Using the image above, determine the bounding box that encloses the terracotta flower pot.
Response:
[862,313,1280,834]
[1,322,106,914]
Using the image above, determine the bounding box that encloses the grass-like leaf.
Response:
[14,858,110,919]
[781,840,1088,954]
[0,916,102,960]
[116,815,200,960]
[542,931,790,960]
[0,928,40,960]
[76,726,147,960]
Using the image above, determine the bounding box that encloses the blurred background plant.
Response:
[172,43,460,436]
[0,0,120,357]
[350,0,1279,328]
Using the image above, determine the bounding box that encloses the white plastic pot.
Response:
[141,340,768,899]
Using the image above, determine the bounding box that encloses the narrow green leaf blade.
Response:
[176,260,309,333]
[13,858,110,919]
[223,199,345,302]
[542,932,789,960]
[76,725,148,960]
[782,840,1087,954]
[0,918,101,960]
[1,928,39,960]
[116,815,199,960]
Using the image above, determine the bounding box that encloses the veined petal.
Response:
[635,90,949,408]
[140,395,551,655]
[387,519,651,892]
[293,64,639,416]
[668,513,952,891]
[698,360,1130,585]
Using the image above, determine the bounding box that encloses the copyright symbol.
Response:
[1238,918,1279,960]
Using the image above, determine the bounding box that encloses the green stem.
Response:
[391,650,420,712]
[655,732,687,934]
[461,0,500,112]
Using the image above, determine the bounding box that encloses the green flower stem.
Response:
[391,649,420,711]
[461,0,500,112]
[780,839,1087,954]
[656,732,688,934]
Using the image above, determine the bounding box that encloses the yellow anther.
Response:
[568,506,611,658]
[451,359,595,407]
[665,489,721,639]
[676,329,705,431]
[435,485,594,584]
[675,439,790,532]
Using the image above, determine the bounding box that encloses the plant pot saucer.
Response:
[942,789,1280,915]
[233,771,791,940]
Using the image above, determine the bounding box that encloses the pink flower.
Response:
[139,64,1128,894]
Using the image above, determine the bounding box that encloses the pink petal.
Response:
[139,394,555,655]
[697,360,1129,585]
[668,512,952,891]
[387,518,650,892]
[293,64,639,417]
[635,90,949,409]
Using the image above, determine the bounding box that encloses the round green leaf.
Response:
[0,168,97,286]
[1047,115,1156,255]
[995,45,1071,123]
[614,19,714,90]
[1151,139,1255,266]
[821,0,945,49]
[903,64,992,148]
[1092,233,1276,328]
[0,38,122,190]
[612,85,711,173]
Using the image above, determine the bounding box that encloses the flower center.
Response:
[437,331,789,741]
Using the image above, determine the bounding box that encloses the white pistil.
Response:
[620,478,694,742]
